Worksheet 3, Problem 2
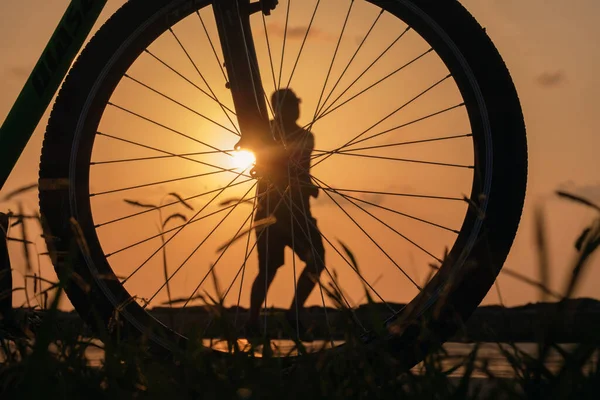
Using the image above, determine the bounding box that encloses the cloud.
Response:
[266,23,335,42]
[536,70,566,88]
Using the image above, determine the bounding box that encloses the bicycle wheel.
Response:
[39,0,527,364]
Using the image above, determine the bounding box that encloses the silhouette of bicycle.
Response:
[37,0,526,364]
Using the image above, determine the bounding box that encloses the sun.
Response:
[231,150,256,171]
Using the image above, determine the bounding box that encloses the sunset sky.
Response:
[1,0,599,311]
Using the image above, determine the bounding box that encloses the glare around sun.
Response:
[231,150,256,171]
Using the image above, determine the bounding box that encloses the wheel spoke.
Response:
[280,0,322,95]
[314,48,433,125]
[168,27,240,135]
[269,183,370,329]
[276,0,292,91]
[312,74,452,169]
[143,49,235,115]
[107,190,258,258]
[181,183,291,310]
[202,208,261,333]
[315,8,384,117]
[206,182,334,338]
[339,104,465,151]
[120,172,248,285]
[313,175,444,264]
[286,53,440,171]
[107,102,237,156]
[318,187,460,234]
[95,179,253,228]
[37,0,526,358]
[314,177,422,291]
[276,0,355,176]
[235,195,259,324]
[94,131,247,178]
[316,187,463,202]
[91,149,230,166]
[346,74,451,148]
[332,133,472,154]
[287,174,334,343]
[263,183,272,336]
[286,167,301,338]
[310,0,354,126]
[196,11,229,84]
[282,186,396,317]
[144,182,259,307]
[261,13,278,94]
[124,73,238,136]
[283,143,466,242]
[314,151,473,169]
[246,35,285,146]
[317,26,414,120]
[90,168,231,197]
[203,212,263,334]
[310,104,464,164]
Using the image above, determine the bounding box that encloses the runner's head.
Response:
[271,89,301,123]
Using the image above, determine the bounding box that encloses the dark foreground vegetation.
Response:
[0,191,599,399]
[25,296,600,344]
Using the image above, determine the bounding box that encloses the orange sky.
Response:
[1,0,599,310]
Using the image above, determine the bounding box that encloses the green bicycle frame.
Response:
[0,0,108,190]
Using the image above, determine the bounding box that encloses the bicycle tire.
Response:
[39,0,527,366]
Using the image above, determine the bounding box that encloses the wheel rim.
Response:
[68,0,492,356]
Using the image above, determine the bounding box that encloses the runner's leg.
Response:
[288,218,325,315]
[248,227,285,325]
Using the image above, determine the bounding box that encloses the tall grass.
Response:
[0,189,599,399]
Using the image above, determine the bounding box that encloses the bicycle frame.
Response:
[0,0,108,190]
[212,0,280,176]
[0,0,278,191]
[0,0,276,315]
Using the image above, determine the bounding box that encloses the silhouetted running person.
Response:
[247,89,324,338]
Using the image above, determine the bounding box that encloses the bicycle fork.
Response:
[212,0,279,178]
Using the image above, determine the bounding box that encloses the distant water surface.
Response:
[79,341,596,378]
